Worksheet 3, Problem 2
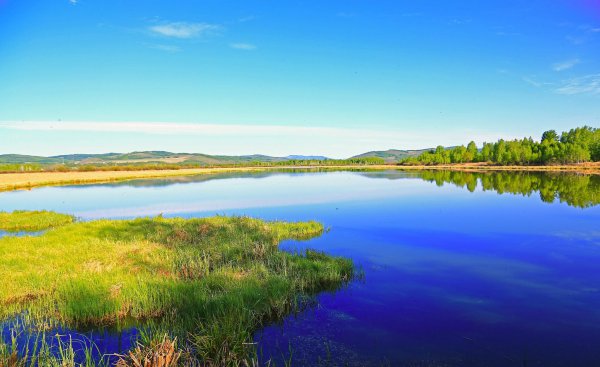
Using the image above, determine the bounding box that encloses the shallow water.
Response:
[1,170,600,366]
[0,230,44,238]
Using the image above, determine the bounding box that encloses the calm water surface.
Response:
[2,170,600,366]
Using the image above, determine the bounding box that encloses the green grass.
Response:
[0,210,75,232]
[0,211,354,366]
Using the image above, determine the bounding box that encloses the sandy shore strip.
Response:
[1,163,599,192]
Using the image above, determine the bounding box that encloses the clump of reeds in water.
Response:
[116,336,180,367]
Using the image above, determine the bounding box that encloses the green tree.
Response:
[541,130,558,143]
[402,125,599,166]
[465,141,478,162]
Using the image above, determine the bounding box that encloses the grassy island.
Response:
[0,210,74,232]
[0,211,353,366]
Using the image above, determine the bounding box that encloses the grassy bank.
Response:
[1,163,600,193]
[0,210,74,232]
[0,211,354,366]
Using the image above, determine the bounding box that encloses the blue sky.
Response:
[1,0,599,157]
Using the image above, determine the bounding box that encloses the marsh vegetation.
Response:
[0,211,354,366]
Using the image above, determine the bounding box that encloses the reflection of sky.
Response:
[0,172,433,219]
[0,230,44,238]
[2,171,600,366]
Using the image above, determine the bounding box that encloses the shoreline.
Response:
[1,163,599,192]
[394,163,600,173]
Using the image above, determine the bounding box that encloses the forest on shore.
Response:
[401,126,600,166]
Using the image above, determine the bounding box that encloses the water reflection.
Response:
[0,318,137,366]
[405,170,600,208]
[0,230,44,238]
[34,169,600,217]
[2,169,600,366]
[84,169,600,209]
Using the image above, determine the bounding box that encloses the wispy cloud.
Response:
[336,12,356,18]
[580,24,600,33]
[68,0,78,4]
[522,76,549,88]
[495,31,521,36]
[492,25,520,37]
[555,74,600,95]
[0,121,383,137]
[566,35,585,45]
[0,121,515,155]
[230,43,256,51]
[552,58,579,72]
[149,22,221,39]
[561,24,600,45]
[448,18,471,25]
[150,44,181,53]
[237,16,256,23]
[401,12,422,17]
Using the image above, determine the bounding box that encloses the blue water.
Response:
[1,170,600,366]
[0,230,45,238]
[1,318,139,366]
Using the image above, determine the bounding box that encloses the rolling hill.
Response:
[0,151,332,166]
[351,149,434,163]
[0,154,63,164]
[0,149,441,166]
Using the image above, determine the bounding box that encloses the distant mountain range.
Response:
[0,149,435,165]
[0,152,333,165]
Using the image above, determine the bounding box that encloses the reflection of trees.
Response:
[65,168,600,209]
[415,170,600,208]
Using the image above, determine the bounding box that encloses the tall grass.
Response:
[0,211,354,366]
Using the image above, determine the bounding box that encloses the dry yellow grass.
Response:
[1,163,599,192]
[0,167,268,192]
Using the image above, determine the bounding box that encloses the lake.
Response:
[2,169,600,366]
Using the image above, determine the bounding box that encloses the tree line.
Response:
[401,126,600,165]
[0,157,386,173]
[241,157,385,167]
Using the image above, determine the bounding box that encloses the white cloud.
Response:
[0,121,516,157]
[552,58,580,72]
[69,0,78,4]
[522,76,552,88]
[230,43,256,50]
[149,22,221,39]
[555,74,600,95]
[149,44,181,53]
